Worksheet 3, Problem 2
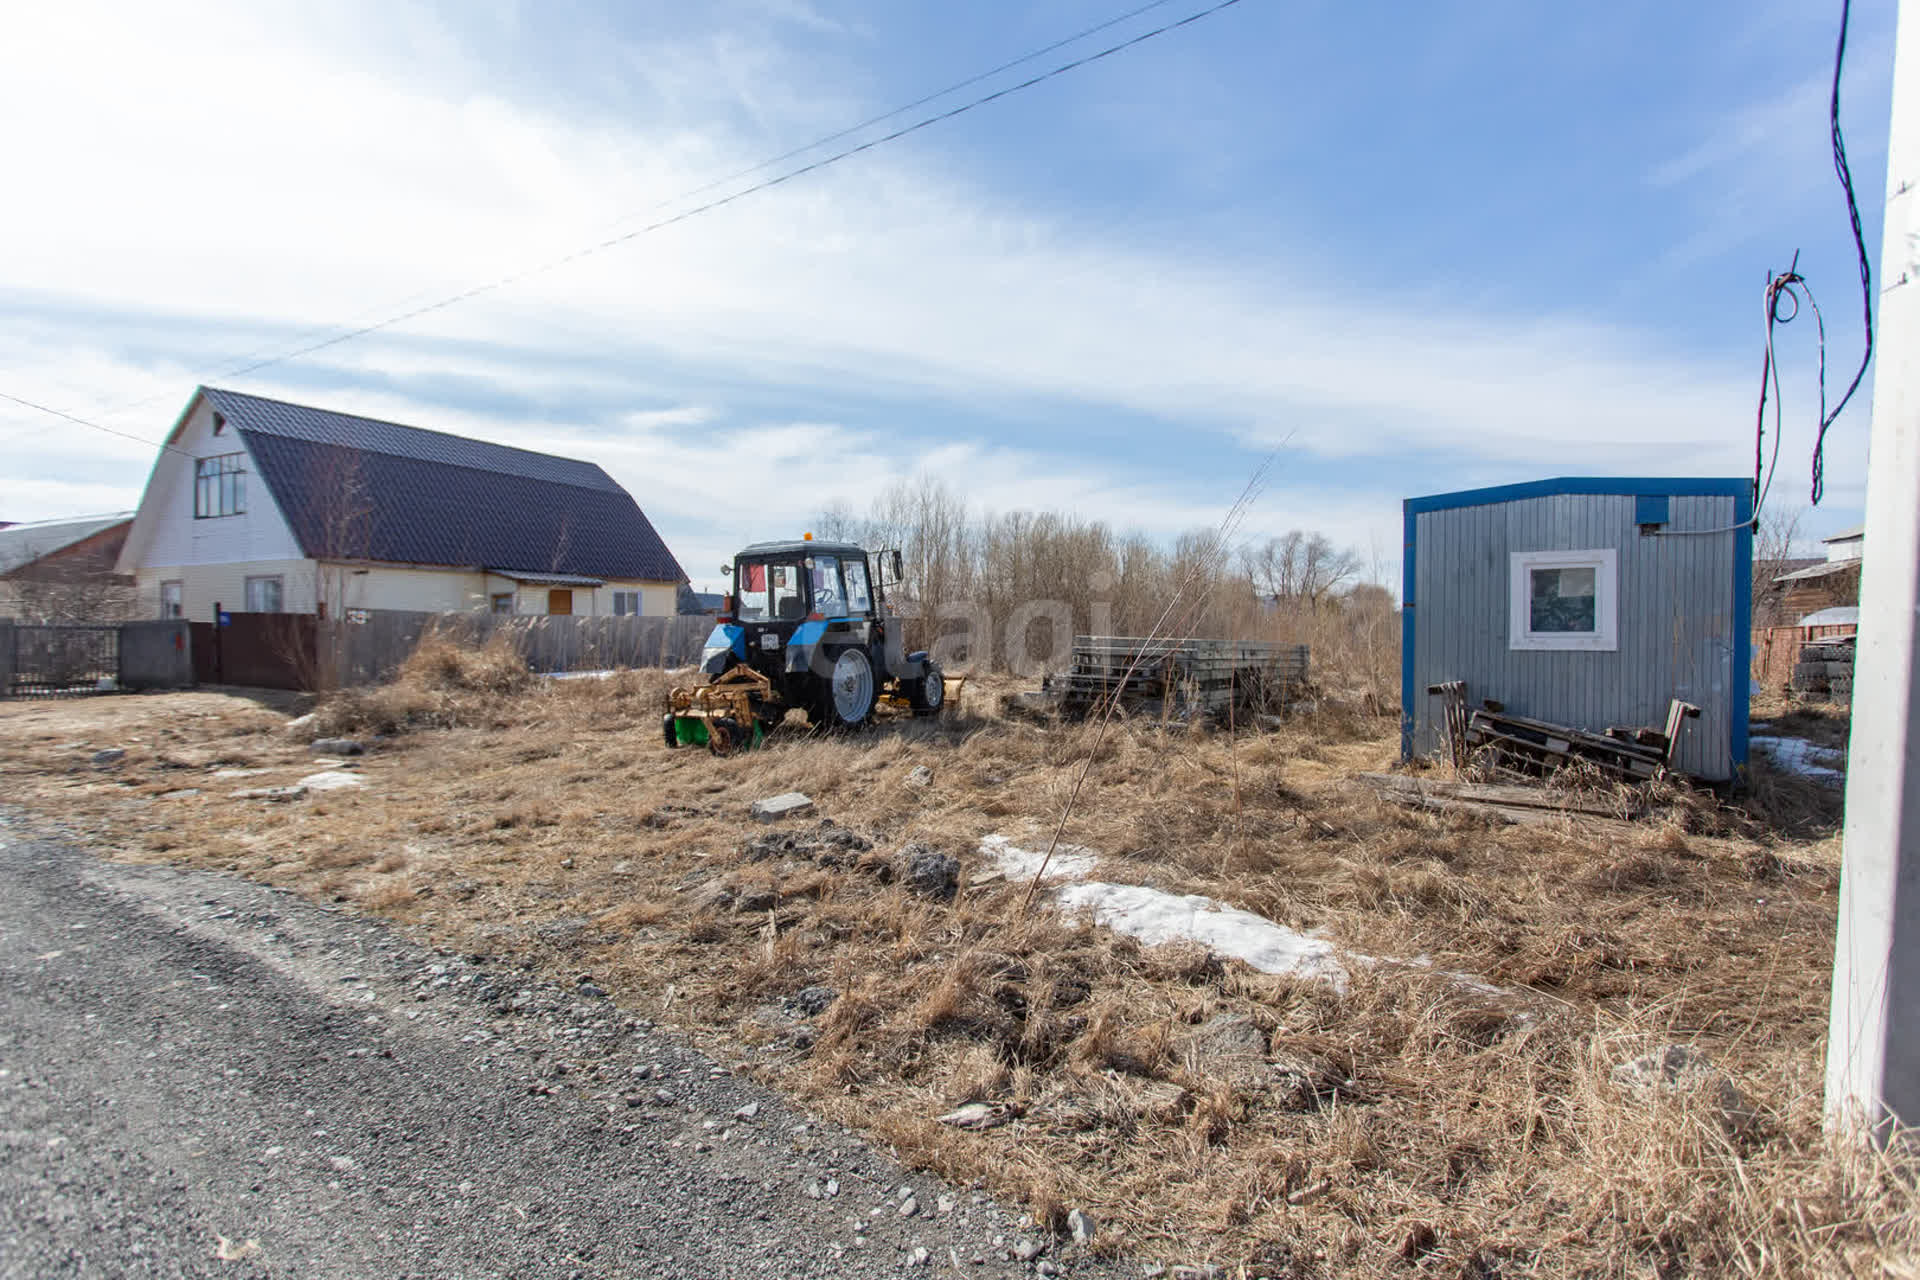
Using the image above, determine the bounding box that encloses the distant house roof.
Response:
[199,388,684,583]
[1767,557,1821,582]
[1799,606,1860,627]
[1773,559,1862,584]
[0,513,133,575]
[1822,525,1865,544]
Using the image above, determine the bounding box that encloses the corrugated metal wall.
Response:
[1409,493,1740,780]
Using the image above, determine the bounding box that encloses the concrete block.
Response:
[750,792,814,823]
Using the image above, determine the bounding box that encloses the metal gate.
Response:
[5,623,121,698]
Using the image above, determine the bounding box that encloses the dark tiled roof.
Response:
[202,388,684,582]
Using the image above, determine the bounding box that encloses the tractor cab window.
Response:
[843,558,872,614]
[736,560,807,622]
[809,556,844,616]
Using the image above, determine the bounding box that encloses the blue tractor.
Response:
[663,538,949,752]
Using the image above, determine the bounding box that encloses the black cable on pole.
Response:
[1810,0,1874,505]
[1747,0,1875,522]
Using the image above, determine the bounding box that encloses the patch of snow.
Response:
[1056,881,1350,989]
[979,833,1512,998]
[297,770,365,792]
[211,768,267,780]
[544,669,620,681]
[978,835,1099,884]
[1751,735,1845,783]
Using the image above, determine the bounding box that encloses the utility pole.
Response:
[1826,0,1920,1137]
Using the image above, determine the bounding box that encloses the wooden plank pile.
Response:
[1359,773,1639,834]
[1042,635,1310,721]
[1426,681,1699,782]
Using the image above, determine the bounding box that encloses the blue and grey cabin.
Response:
[1401,477,1753,782]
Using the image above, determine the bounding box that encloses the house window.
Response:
[244,574,284,613]
[1509,549,1617,651]
[194,453,247,518]
[491,592,515,615]
[160,580,183,619]
[612,590,642,616]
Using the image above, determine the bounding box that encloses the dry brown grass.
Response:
[0,677,1909,1277]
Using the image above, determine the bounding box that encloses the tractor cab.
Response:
[721,540,881,684]
[668,536,951,751]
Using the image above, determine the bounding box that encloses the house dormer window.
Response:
[195,453,247,518]
[212,412,227,436]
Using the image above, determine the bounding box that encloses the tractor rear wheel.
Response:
[820,647,876,728]
[908,659,945,715]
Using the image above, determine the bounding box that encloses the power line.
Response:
[1,0,1240,452]
[13,0,1185,439]
[210,0,1247,383]
[0,389,193,459]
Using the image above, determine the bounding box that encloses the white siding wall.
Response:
[121,398,305,577]
[325,564,489,614]
[137,558,316,621]
[502,579,679,616]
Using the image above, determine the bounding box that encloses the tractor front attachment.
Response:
[663,666,779,755]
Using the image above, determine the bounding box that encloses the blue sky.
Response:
[0,0,1895,590]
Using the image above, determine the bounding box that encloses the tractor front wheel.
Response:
[908,659,946,715]
[819,647,876,728]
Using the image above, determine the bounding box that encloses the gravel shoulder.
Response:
[0,807,1123,1280]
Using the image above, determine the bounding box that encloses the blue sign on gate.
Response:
[217,611,232,628]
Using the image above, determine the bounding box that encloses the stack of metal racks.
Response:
[1049,635,1310,720]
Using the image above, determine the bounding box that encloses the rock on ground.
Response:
[1613,1044,1759,1135]
[750,792,815,823]
[901,845,959,900]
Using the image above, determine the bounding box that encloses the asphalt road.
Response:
[0,809,1120,1280]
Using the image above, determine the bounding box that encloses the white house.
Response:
[117,388,686,621]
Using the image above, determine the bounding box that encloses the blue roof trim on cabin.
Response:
[1401,476,1754,773]
[1404,475,1752,517]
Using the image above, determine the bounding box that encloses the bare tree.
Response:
[1241,530,1361,609]
[2,561,135,623]
[1751,503,1806,626]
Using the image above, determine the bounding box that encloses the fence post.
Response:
[0,619,14,694]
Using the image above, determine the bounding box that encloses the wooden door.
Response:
[547,589,573,615]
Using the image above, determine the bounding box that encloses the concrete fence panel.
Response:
[118,620,194,689]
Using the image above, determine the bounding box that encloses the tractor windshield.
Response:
[735,560,807,622]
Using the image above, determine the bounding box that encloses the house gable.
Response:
[117,391,305,575]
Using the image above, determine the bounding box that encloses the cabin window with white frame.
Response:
[491,592,515,615]
[194,453,247,518]
[244,574,283,613]
[160,580,183,619]
[612,590,642,616]
[1509,550,1617,651]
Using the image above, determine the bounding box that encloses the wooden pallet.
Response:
[1425,683,1699,782]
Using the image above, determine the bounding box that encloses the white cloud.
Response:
[0,0,1830,557]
